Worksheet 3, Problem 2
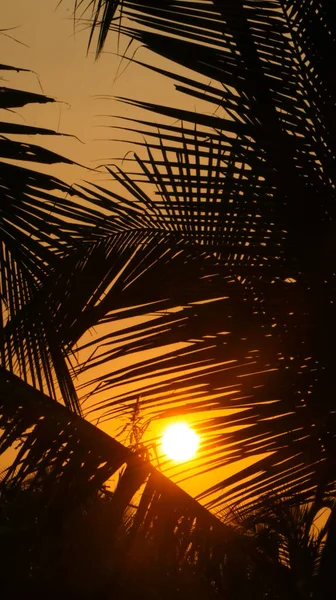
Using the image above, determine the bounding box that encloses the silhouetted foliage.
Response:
[73,0,336,508]
[1,2,336,598]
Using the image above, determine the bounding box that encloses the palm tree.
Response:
[1,3,336,597]
[0,48,262,599]
[70,0,336,510]
[0,369,277,600]
[0,53,222,414]
[224,488,336,600]
[3,0,335,514]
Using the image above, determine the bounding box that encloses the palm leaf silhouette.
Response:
[1,7,336,595]
[71,1,336,508]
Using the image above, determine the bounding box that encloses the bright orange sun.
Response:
[161,423,199,462]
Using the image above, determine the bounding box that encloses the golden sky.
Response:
[2,0,213,179]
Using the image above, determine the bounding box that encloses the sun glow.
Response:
[161,423,199,462]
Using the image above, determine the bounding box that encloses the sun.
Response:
[161,423,199,462]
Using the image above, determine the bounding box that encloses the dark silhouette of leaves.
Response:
[70,1,336,507]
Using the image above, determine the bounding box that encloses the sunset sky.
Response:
[2,1,213,178]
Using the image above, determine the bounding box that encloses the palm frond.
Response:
[73,1,336,509]
[0,63,136,411]
[64,119,333,510]
[0,369,285,599]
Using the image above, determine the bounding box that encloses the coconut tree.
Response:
[69,0,336,511]
[0,55,227,414]
[0,368,280,600]
[0,50,257,600]
[3,0,335,515]
[224,488,336,600]
[1,3,336,596]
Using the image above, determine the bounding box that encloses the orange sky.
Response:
[2,0,214,179]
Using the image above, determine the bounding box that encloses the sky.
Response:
[1,0,266,501]
[2,0,212,180]
[2,0,156,178]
